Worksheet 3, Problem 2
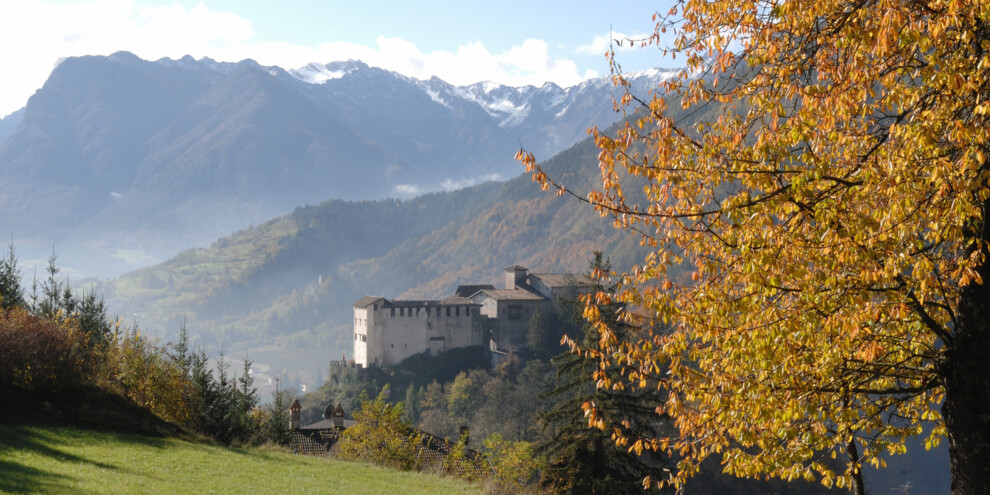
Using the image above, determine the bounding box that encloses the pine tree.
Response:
[75,289,114,350]
[537,253,670,494]
[265,380,293,446]
[0,241,25,309]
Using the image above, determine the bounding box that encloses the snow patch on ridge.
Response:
[289,62,349,84]
[423,88,451,108]
[498,103,530,128]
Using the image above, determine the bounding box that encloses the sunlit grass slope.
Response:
[0,426,479,494]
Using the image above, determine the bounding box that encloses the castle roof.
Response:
[454,284,495,297]
[354,296,480,308]
[441,296,476,305]
[354,296,385,308]
[530,273,596,289]
[474,288,546,301]
[300,418,357,430]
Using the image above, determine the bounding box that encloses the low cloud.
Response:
[395,173,503,197]
[441,174,502,191]
[393,184,423,196]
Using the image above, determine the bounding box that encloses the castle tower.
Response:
[289,399,301,430]
[504,265,528,289]
[331,403,346,428]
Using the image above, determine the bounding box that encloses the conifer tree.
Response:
[0,241,25,309]
[537,253,669,494]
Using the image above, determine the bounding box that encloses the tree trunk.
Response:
[846,438,867,495]
[943,214,990,494]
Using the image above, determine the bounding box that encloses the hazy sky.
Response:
[0,0,682,117]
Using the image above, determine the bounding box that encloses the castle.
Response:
[353,265,593,368]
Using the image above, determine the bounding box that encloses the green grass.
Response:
[0,426,480,494]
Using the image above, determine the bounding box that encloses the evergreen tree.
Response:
[169,319,191,376]
[237,357,258,415]
[211,352,239,444]
[34,249,64,317]
[265,380,293,446]
[188,348,219,438]
[525,309,552,360]
[74,289,114,350]
[0,241,25,309]
[537,253,670,494]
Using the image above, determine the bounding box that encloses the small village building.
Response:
[353,265,594,368]
[290,403,356,455]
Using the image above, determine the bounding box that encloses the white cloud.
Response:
[0,0,597,117]
[393,184,422,196]
[441,174,502,191]
[576,32,653,56]
[350,36,593,89]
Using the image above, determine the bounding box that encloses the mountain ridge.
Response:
[0,52,678,277]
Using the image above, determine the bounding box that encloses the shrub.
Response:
[336,387,425,471]
[0,307,91,390]
[100,328,196,426]
[482,433,542,489]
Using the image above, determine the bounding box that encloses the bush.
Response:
[336,387,425,471]
[101,328,196,426]
[482,433,542,489]
[0,307,91,390]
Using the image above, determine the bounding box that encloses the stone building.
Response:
[353,295,488,368]
[470,265,594,350]
[353,265,593,368]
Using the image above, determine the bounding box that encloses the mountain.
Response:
[0,52,678,277]
[0,108,23,145]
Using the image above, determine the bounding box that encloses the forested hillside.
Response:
[103,129,653,362]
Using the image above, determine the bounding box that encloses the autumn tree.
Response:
[517,1,990,493]
[337,386,425,471]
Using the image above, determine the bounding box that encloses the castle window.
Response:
[508,305,522,320]
[354,333,358,341]
[391,308,395,317]
[361,335,367,342]
[446,307,451,317]
[427,322,432,329]
[455,306,460,317]
[466,307,471,316]
[400,308,405,316]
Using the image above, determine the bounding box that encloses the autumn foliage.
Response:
[0,307,92,391]
[518,0,990,493]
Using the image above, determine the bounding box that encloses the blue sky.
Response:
[0,1,681,117]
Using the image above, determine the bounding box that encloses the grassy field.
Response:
[0,426,480,494]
